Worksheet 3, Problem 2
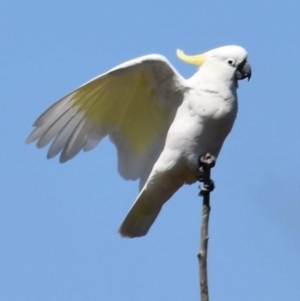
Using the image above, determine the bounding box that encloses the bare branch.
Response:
[197,153,216,301]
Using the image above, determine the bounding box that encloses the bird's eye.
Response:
[227,59,234,66]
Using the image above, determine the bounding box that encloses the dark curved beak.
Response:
[236,61,252,81]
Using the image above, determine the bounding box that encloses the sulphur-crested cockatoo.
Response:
[27,45,251,237]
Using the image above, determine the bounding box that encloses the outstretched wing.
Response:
[27,54,186,186]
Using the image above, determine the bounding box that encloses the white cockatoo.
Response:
[27,45,251,237]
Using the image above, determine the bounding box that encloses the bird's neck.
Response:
[188,65,238,93]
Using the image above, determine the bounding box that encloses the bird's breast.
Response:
[163,88,238,183]
[189,88,237,152]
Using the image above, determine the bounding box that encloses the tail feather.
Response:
[119,170,184,238]
[119,207,161,238]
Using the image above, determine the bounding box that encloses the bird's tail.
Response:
[119,171,183,238]
[119,189,162,238]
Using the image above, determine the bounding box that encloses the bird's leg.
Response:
[197,153,216,301]
[197,153,216,196]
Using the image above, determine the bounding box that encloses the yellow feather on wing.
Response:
[27,54,185,184]
[72,71,170,155]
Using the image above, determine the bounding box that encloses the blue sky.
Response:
[1,0,300,300]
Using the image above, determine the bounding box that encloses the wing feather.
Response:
[60,119,93,162]
[27,54,186,184]
[47,113,83,159]
[36,108,75,148]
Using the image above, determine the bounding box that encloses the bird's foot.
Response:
[197,153,216,196]
[199,179,215,196]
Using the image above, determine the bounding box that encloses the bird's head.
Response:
[177,45,251,82]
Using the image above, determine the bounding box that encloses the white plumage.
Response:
[27,45,251,237]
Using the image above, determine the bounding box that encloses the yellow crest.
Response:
[176,49,206,66]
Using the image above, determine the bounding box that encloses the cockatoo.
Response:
[27,45,251,237]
